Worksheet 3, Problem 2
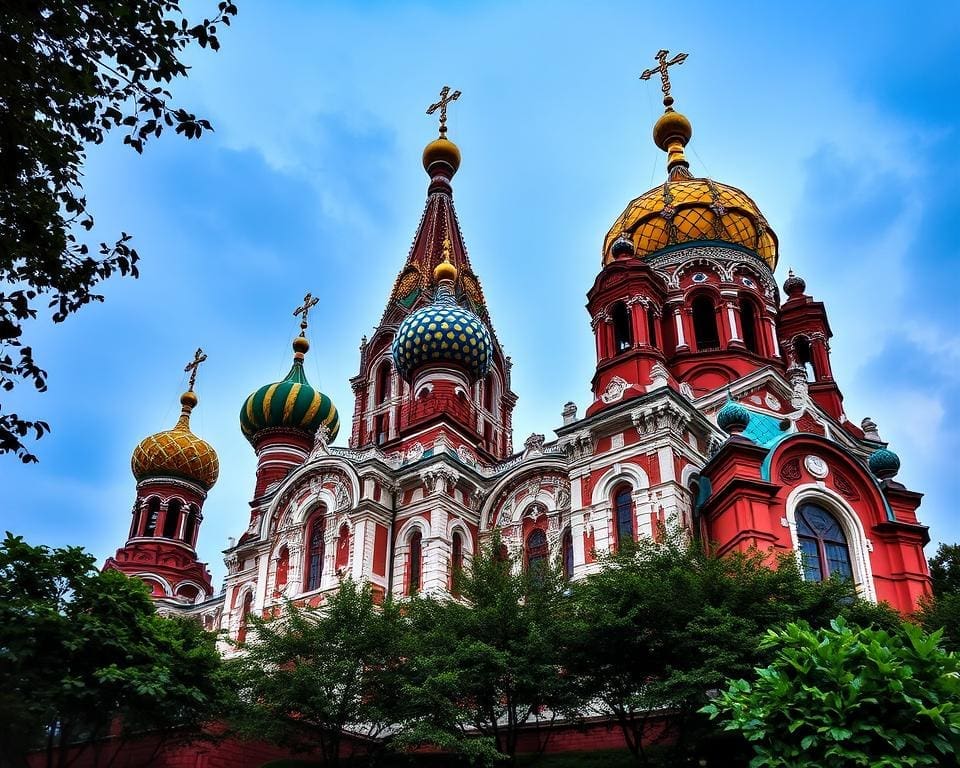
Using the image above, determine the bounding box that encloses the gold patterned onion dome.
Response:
[603,177,779,269]
[132,391,220,490]
[239,338,340,445]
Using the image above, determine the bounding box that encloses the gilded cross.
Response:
[427,85,461,137]
[184,347,207,392]
[294,292,319,336]
[640,49,688,105]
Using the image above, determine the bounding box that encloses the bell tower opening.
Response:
[692,295,719,351]
[612,301,633,353]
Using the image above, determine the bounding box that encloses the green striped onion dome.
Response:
[717,397,751,433]
[391,281,492,383]
[868,447,900,479]
[240,337,339,444]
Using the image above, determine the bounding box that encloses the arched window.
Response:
[483,374,495,412]
[451,530,465,595]
[305,512,325,592]
[612,302,633,353]
[796,504,853,583]
[237,591,253,644]
[562,528,574,581]
[143,497,160,537]
[692,295,720,352]
[614,485,635,548]
[647,308,659,349]
[794,335,815,381]
[276,546,289,591]
[163,499,182,539]
[182,506,199,546]
[376,360,392,405]
[526,528,548,577]
[408,531,423,596]
[739,297,760,354]
[335,523,351,572]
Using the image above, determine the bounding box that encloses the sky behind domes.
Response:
[3,1,958,588]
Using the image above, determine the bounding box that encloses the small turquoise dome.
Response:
[717,398,751,433]
[392,279,492,383]
[868,447,900,479]
[240,337,339,445]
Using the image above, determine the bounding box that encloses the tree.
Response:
[562,531,897,766]
[703,618,960,767]
[0,0,237,462]
[0,533,227,768]
[398,534,579,766]
[917,542,960,651]
[226,580,407,768]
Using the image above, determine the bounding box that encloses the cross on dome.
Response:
[427,85,461,138]
[293,292,319,337]
[183,347,207,392]
[640,49,688,110]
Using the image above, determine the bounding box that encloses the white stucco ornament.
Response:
[804,454,829,479]
[601,376,629,403]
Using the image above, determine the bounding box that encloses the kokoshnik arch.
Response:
[105,53,932,639]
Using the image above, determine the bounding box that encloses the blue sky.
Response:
[2,1,958,586]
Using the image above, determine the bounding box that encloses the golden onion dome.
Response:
[422,136,461,175]
[132,391,219,490]
[605,62,778,270]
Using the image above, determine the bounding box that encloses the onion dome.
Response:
[783,268,806,298]
[392,256,493,383]
[717,397,751,435]
[240,335,340,445]
[611,234,636,259]
[603,56,778,269]
[132,390,219,490]
[868,447,900,480]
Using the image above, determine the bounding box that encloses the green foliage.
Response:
[703,618,960,767]
[0,0,236,462]
[0,532,226,768]
[929,543,960,597]
[917,543,960,651]
[225,579,406,768]
[397,532,578,765]
[562,531,892,766]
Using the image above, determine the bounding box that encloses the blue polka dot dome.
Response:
[392,282,492,383]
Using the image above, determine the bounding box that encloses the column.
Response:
[765,314,781,357]
[673,306,688,351]
[630,300,649,346]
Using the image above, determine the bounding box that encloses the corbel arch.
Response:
[590,462,650,506]
[478,459,569,530]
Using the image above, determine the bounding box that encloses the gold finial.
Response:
[293,292,319,337]
[640,49,688,110]
[184,347,207,393]
[434,236,458,283]
[427,85,461,138]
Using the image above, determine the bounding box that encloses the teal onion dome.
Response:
[240,337,340,445]
[391,270,493,383]
[868,447,900,479]
[717,398,751,434]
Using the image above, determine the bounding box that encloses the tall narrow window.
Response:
[375,414,388,445]
[376,361,392,405]
[483,374,495,412]
[163,499,182,539]
[335,523,351,572]
[562,528,574,581]
[237,591,253,644]
[182,506,198,546]
[647,308,659,349]
[526,528,548,579]
[276,546,289,591]
[614,485,634,548]
[612,302,633,353]
[306,513,325,591]
[796,504,852,583]
[451,531,464,595]
[408,531,423,596]
[143,497,160,537]
[794,335,815,381]
[740,298,760,354]
[692,296,720,351]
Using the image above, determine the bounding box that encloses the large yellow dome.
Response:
[132,391,219,490]
[603,176,778,269]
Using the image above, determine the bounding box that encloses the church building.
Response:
[104,55,932,642]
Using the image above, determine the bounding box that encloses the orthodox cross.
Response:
[294,292,319,336]
[184,347,207,392]
[640,49,688,106]
[427,85,461,137]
